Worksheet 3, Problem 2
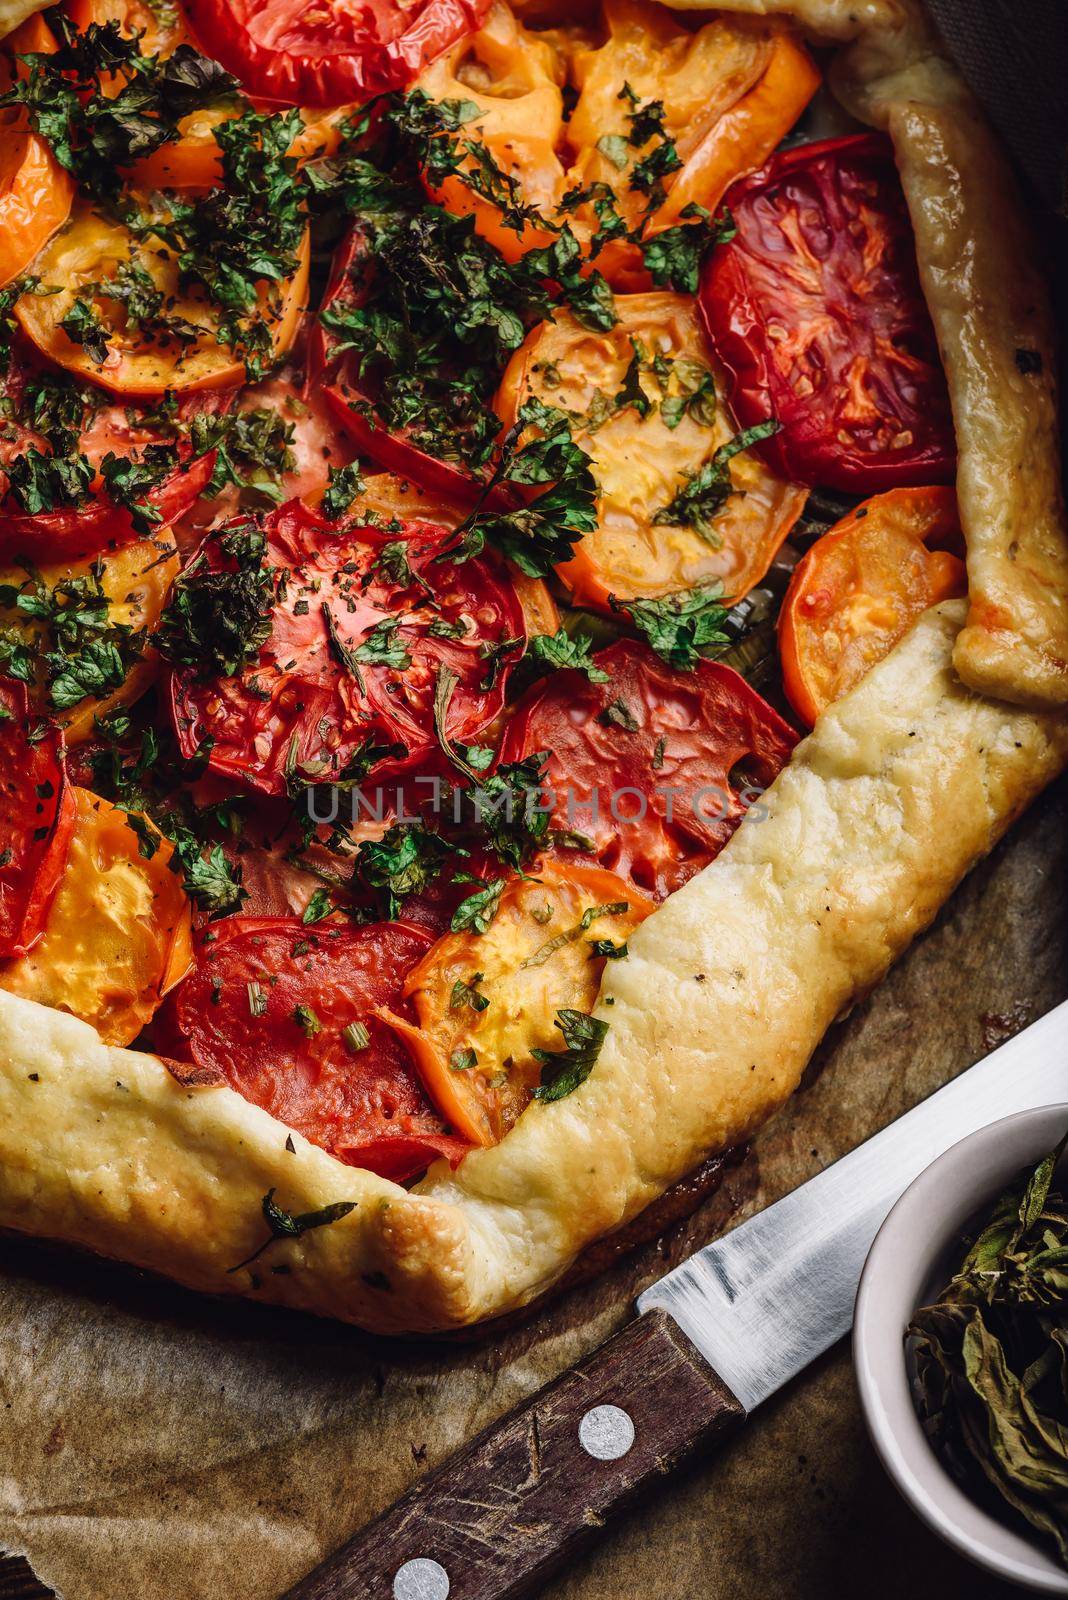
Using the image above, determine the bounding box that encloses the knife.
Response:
[281,1000,1068,1600]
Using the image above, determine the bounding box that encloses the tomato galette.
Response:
[0,0,1065,1333]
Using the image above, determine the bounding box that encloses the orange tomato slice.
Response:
[496,291,806,609]
[417,1,568,261]
[382,858,651,1145]
[0,787,193,1045]
[0,15,74,288]
[414,0,819,284]
[778,486,967,726]
[0,532,180,743]
[16,199,309,395]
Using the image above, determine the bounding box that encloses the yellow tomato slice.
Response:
[565,0,819,286]
[383,859,652,1145]
[0,15,74,288]
[0,532,180,743]
[496,292,806,608]
[417,0,568,261]
[778,486,967,726]
[16,200,309,395]
[0,788,193,1044]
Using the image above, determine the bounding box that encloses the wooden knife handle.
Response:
[280,1308,744,1600]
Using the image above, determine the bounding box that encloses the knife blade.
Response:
[637,996,1068,1411]
[282,1001,1068,1600]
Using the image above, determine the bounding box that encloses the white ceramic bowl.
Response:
[854,1103,1068,1593]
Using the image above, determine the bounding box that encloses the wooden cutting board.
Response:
[2,773,1064,1600]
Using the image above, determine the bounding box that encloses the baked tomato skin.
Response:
[169,498,527,798]
[778,485,966,725]
[184,0,492,106]
[385,857,652,1146]
[495,293,805,609]
[0,786,193,1043]
[698,133,956,493]
[352,471,559,635]
[499,637,798,898]
[0,680,75,958]
[171,915,470,1180]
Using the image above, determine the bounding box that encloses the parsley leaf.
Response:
[6,440,94,513]
[156,523,275,678]
[320,460,366,521]
[527,629,609,683]
[642,204,737,294]
[355,822,453,917]
[450,971,489,1012]
[302,887,333,924]
[444,400,597,578]
[353,617,412,670]
[532,1009,609,1101]
[611,583,731,671]
[450,875,507,934]
[654,422,780,543]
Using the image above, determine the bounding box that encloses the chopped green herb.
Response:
[292,1002,321,1038]
[532,1009,609,1101]
[451,876,507,935]
[597,697,639,731]
[228,1187,357,1273]
[612,582,731,671]
[450,972,489,1012]
[526,629,609,684]
[302,887,333,924]
[342,1021,370,1053]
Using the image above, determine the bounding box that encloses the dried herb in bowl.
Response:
[908,1134,1068,1565]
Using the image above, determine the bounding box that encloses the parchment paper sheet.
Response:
[1,778,1065,1600]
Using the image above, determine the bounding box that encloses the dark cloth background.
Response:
[925,0,1068,217]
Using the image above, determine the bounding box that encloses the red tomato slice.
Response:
[0,679,76,959]
[0,356,225,562]
[314,225,501,506]
[499,638,798,898]
[169,498,527,797]
[184,0,491,105]
[698,132,956,493]
[171,916,470,1180]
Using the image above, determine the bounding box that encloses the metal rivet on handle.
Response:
[392,1556,450,1600]
[578,1404,635,1461]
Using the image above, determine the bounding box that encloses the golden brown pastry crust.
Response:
[3,604,1066,1332]
[3,0,1067,1332]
